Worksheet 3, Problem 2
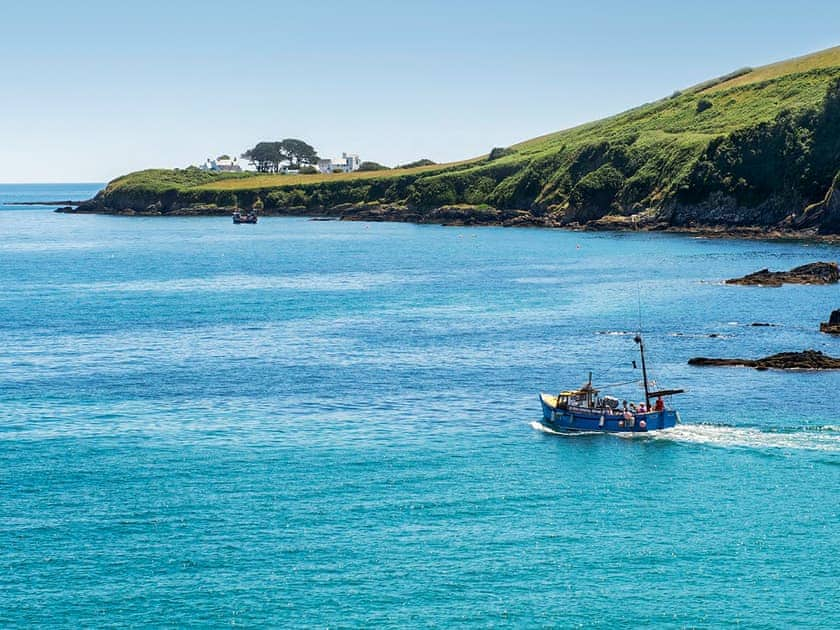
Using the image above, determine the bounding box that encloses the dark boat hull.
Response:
[539,395,677,433]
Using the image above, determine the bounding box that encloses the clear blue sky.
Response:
[1,0,838,183]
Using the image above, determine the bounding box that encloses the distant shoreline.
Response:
[8,200,85,206]
[54,203,840,243]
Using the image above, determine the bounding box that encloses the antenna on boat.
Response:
[633,285,651,408]
[637,285,644,333]
[634,334,651,409]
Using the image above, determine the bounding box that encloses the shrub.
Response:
[299,166,317,174]
[264,191,284,208]
[569,164,626,218]
[397,158,436,169]
[464,176,496,204]
[410,177,457,208]
[488,147,514,161]
[358,161,390,171]
[217,191,237,207]
[696,98,713,114]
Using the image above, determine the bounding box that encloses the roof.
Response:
[559,389,599,397]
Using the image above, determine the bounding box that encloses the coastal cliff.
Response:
[70,47,840,236]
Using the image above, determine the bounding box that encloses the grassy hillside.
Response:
[86,46,840,233]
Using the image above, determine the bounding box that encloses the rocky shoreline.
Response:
[689,350,840,370]
[55,201,840,242]
[821,309,840,334]
[726,262,840,286]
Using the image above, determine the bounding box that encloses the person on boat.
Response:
[638,403,647,413]
[654,397,665,412]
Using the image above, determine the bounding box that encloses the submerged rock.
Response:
[820,309,840,334]
[725,261,839,286]
[689,350,840,370]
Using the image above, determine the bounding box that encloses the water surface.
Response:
[1,184,838,626]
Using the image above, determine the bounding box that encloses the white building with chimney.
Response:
[317,152,361,174]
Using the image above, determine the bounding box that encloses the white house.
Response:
[317,152,361,174]
[201,155,242,172]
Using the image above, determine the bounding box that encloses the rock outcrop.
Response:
[794,172,840,234]
[689,350,840,370]
[725,262,839,286]
[820,309,840,334]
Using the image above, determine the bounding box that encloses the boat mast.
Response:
[634,334,651,408]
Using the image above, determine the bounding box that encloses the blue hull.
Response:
[539,395,677,433]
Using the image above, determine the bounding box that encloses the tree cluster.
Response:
[242,139,319,173]
[680,77,840,209]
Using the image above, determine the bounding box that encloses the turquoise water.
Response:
[1,184,838,627]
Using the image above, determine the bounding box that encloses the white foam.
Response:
[529,421,607,437]
[530,420,562,435]
[531,420,839,453]
[654,424,840,452]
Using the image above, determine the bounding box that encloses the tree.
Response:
[280,139,318,168]
[242,142,286,173]
[488,147,513,161]
[242,138,319,172]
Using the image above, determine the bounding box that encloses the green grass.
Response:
[105,168,254,195]
[194,159,474,191]
[704,46,840,92]
[98,46,840,230]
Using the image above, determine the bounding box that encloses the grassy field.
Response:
[704,45,840,92]
[193,159,476,191]
[98,46,840,231]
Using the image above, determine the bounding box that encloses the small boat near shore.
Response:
[233,210,258,224]
[539,334,683,433]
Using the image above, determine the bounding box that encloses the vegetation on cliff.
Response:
[81,46,840,233]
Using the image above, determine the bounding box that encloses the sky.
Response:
[1,0,839,183]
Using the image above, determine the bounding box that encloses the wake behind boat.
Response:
[539,334,683,433]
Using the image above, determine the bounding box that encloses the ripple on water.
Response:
[2,206,840,627]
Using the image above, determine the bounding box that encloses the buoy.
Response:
[639,419,647,430]
[599,415,605,428]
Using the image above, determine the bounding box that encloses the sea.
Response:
[1,183,838,627]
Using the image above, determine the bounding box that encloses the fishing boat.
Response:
[539,334,683,433]
[232,210,258,224]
